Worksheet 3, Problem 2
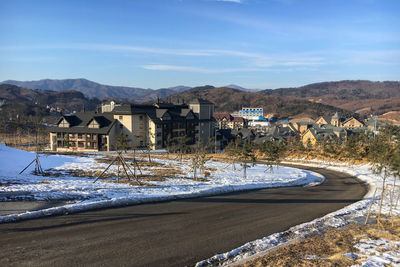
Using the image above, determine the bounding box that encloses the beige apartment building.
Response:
[48,99,215,152]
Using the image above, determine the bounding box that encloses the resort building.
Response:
[48,99,215,152]
[213,113,247,130]
[236,107,264,121]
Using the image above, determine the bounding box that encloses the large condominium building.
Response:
[48,99,215,152]
[237,107,264,121]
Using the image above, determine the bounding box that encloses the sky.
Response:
[0,0,399,89]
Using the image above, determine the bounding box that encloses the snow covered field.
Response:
[1,145,398,266]
[197,158,400,267]
[0,145,323,223]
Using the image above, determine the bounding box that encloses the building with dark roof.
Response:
[315,112,364,129]
[48,112,118,151]
[48,99,215,152]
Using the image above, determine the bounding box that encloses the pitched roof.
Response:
[112,104,200,123]
[316,116,332,124]
[156,109,168,118]
[58,115,82,127]
[91,116,112,127]
[180,109,194,117]
[213,113,232,120]
[332,112,340,119]
[232,117,246,123]
[231,128,255,139]
[304,125,344,139]
[48,112,117,134]
[112,104,154,115]
[342,117,364,126]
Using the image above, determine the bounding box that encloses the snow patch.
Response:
[0,145,323,223]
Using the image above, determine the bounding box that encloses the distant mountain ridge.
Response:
[2,79,399,119]
[165,86,354,118]
[225,84,262,92]
[0,79,191,102]
[167,80,400,118]
[261,80,400,115]
[0,84,101,119]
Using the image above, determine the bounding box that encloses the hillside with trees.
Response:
[1,79,190,102]
[2,79,399,120]
[0,84,101,120]
[261,80,400,115]
[167,86,354,118]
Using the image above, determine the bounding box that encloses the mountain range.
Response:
[165,80,400,118]
[0,84,101,121]
[1,78,399,120]
[261,80,400,115]
[165,86,354,118]
[0,79,191,102]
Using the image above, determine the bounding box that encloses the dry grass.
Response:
[0,133,49,151]
[151,166,186,178]
[68,154,188,182]
[243,217,400,267]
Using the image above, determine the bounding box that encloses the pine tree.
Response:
[260,140,287,172]
[238,142,256,179]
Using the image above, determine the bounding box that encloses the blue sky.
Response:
[0,0,399,89]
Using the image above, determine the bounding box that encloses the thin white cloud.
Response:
[333,50,400,66]
[216,0,242,3]
[4,43,398,69]
[86,44,326,67]
[0,43,326,67]
[143,64,259,73]
[251,54,325,68]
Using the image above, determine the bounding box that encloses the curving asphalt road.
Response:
[0,164,367,267]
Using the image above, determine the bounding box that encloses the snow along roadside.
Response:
[0,173,324,224]
[195,159,399,267]
[0,145,324,224]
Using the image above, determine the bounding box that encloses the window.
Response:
[78,142,84,147]
[140,115,143,120]
[78,134,83,139]
[119,115,123,120]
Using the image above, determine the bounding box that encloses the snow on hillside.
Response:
[0,145,323,223]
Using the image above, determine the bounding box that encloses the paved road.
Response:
[0,165,367,267]
[0,200,69,216]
